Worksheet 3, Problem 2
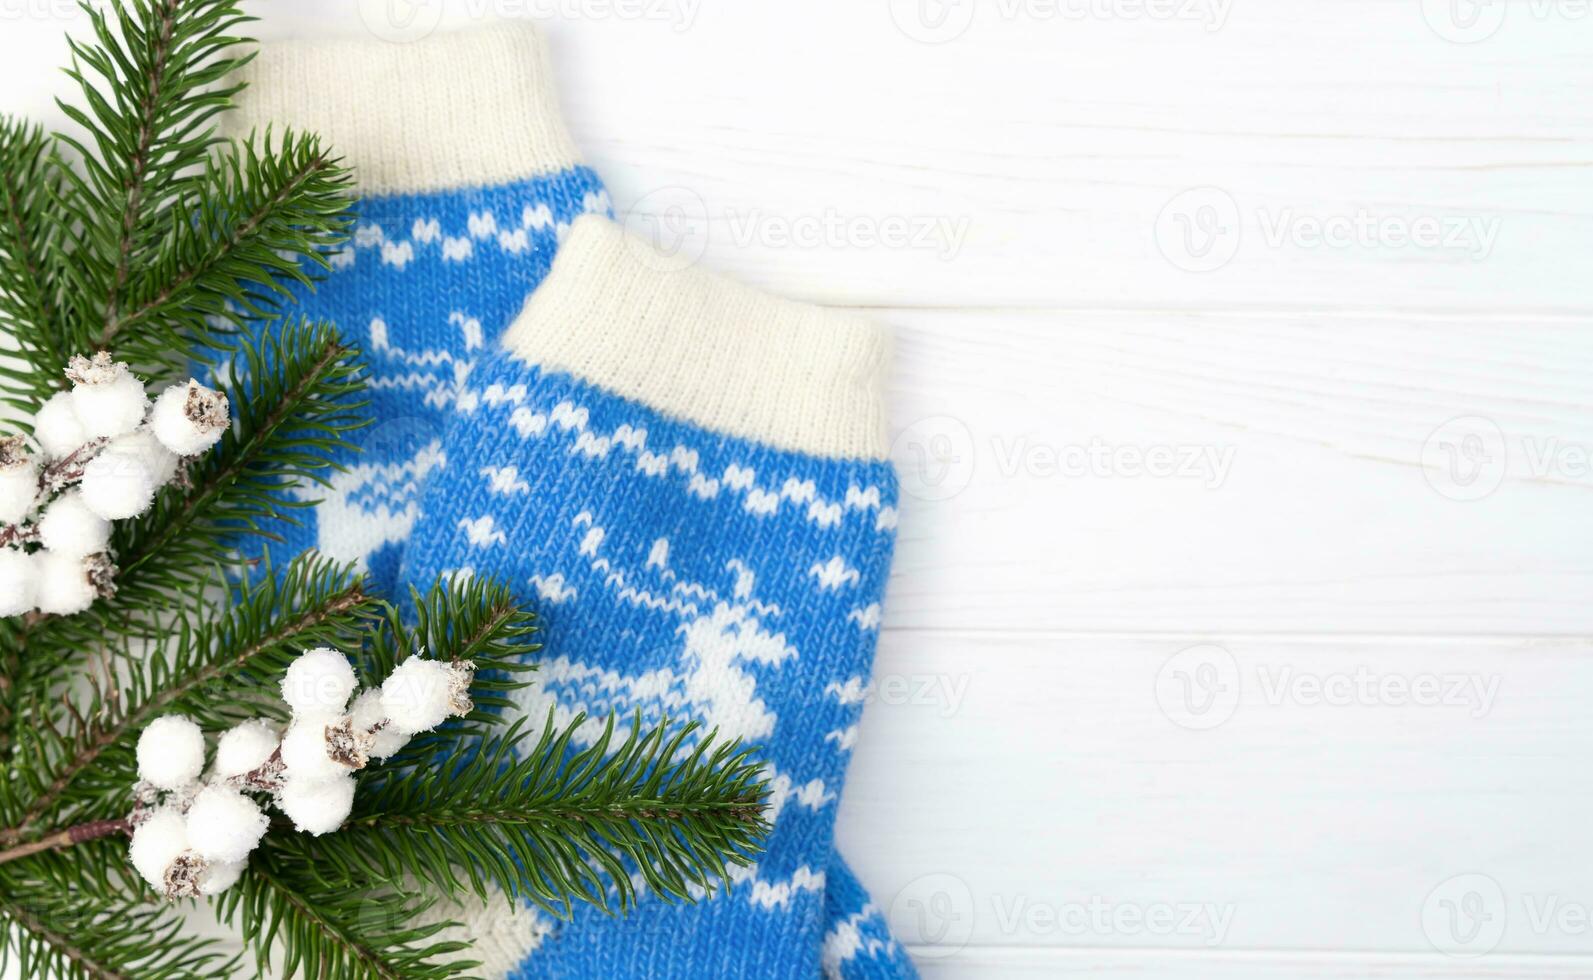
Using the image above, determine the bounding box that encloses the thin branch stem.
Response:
[250,860,404,980]
[0,818,128,867]
[6,582,369,841]
[112,150,331,338]
[343,800,766,831]
[98,0,180,347]
[120,336,349,578]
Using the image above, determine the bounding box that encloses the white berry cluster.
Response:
[127,647,475,899]
[0,353,229,617]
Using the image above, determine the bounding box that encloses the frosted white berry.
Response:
[281,647,358,716]
[32,391,87,459]
[350,688,409,761]
[197,858,246,896]
[66,353,147,441]
[213,719,280,778]
[280,718,349,782]
[108,428,178,487]
[128,807,190,890]
[37,490,112,557]
[79,448,158,520]
[136,715,206,791]
[0,548,36,617]
[35,550,96,615]
[0,437,37,526]
[277,775,355,836]
[379,657,475,736]
[151,380,229,456]
[185,786,268,864]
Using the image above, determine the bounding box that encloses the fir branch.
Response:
[49,0,255,345]
[0,818,127,868]
[0,118,68,408]
[362,577,540,751]
[315,713,771,920]
[0,896,132,980]
[0,846,235,980]
[116,321,366,581]
[96,0,181,339]
[0,7,782,973]
[106,129,353,368]
[5,556,375,841]
[219,850,474,980]
[3,322,367,728]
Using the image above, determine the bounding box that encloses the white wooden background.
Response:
[5,1,1593,976]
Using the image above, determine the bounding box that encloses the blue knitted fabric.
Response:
[824,856,920,978]
[230,23,916,977]
[245,169,608,595]
[398,231,915,977]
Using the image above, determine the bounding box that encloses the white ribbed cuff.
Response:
[226,23,582,196]
[502,216,891,461]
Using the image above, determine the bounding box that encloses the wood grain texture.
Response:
[6,2,1591,312]
[840,631,1593,962]
[878,309,1593,635]
[912,948,1593,979]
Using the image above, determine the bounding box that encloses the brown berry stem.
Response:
[0,818,129,867]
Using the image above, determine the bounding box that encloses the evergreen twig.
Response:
[0,2,772,975]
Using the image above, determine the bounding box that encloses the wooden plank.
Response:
[556,0,1593,312]
[911,947,1593,979]
[877,309,1593,634]
[3,3,1589,311]
[837,630,1593,955]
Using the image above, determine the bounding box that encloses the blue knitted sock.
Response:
[401,215,912,978]
[823,855,919,978]
[225,24,607,595]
